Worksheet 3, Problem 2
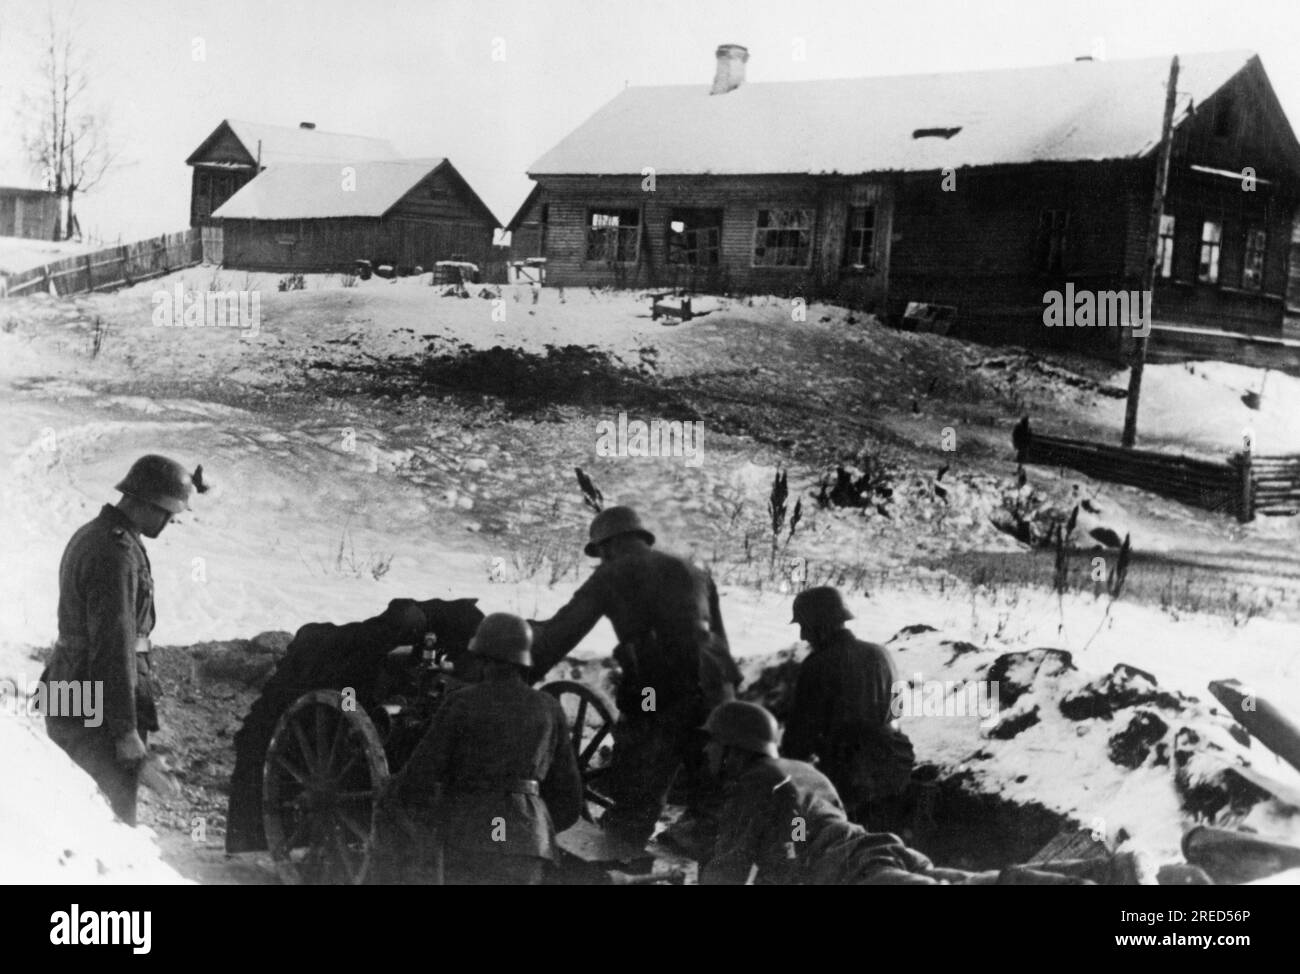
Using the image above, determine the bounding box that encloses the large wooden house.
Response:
[186,119,397,226]
[212,157,498,272]
[512,46,1300,357]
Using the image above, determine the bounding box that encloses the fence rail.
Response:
[1252,454,1300,515]
[1014,418,1262,521]
[1,228,202,299]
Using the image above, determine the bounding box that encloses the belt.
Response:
[455,778,539,796]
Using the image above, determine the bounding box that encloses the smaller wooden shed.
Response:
[0,186,60,240]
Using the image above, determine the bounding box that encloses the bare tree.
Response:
[21,3,113,241]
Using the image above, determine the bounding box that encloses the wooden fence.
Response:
[1014,418,1255,521]
[1251,454,1300,515]
[0,228,202,299]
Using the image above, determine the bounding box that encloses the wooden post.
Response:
[1237,446,1254,522]
[1123,56,1180,448]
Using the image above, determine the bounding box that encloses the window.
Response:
[1038,209,1070,272]
[195,171,213,219]
[1198,220,1222,284]
[666,208,721,265]
[1156,214,1176,278]
[586,208,640,263]
[1242,227,1266,291]
[844,206,876,268]
[753,208,813,267]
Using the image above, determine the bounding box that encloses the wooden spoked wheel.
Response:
[541,680,618,821]
[262,689,389,885]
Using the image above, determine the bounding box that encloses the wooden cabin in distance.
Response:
[0,185,60,240]
[186,119,397,226]
[516,45,1300,360]
[211,157,499,272]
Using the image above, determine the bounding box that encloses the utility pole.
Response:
[1123,55,1180,448]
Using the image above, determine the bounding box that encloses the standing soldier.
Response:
[45,454,195,826]
[385,613,582,885]
[782,586,915,833]
[528,506,741,850]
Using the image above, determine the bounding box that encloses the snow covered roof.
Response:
[529,51,1261,176]
[187,119,397,168]
[213,158,448,219]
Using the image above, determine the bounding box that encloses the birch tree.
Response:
[21,3,113,241]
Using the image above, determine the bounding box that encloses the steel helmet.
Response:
[115,454,194,514]
[791,586,854,626]
[704,701,780,758]
[470,613,533,667]
[584,505,655,557]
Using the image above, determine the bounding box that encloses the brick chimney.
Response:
[710,44,748,95]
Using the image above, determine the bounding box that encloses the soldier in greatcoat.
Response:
[46,455,196,826]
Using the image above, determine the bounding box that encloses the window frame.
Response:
[665,208,723,267]
[752,207,815,269]
[1241,226,1266,292]
[843,205,877,270]
[1156,214,1176,279]
[584,207,642,264]
[1198,219,1223,285]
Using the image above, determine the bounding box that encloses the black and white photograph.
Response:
[0,0,1298,930]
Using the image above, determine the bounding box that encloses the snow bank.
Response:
[0,716,187,883]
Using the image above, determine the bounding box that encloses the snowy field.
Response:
[3,274,1299,881]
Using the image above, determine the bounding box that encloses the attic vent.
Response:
[913,127,962,140]
[299,121,316,130]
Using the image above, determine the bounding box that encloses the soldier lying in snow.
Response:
[700,702,1100,886]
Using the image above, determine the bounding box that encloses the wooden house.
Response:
[212,157,499,272]
[515,45,1300,358]
[186,120,397,226]
[0,186,60,240]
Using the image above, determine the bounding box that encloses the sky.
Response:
[1,0,1299,243]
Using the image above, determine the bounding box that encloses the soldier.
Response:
[700,702,1097,886]
[528,505,741,850]
[782,586,915,832]
[385,613,582,885]
[45,454,195,826]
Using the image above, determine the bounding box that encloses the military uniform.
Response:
[530,545,741,844]
[46,504,159,825]
[700,756,938,885]
[782,628,914,830]
[387,670,582,884]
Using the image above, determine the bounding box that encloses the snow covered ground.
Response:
[3,275,1299,881]
[0,235,95,277]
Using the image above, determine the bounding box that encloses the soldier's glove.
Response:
[139,755,181,798]
[115,730,148,764]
